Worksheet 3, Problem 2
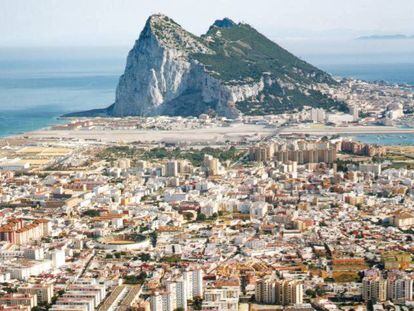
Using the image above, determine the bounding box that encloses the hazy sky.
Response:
[1,0,414,47]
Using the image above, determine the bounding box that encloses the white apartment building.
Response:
[150,269,203,311]
[8,259,53,280]
[51,248,66,268]
[53,299,94,311]
[390,212,414,229]
[184,268,203,298]
[311,108,326,123]
[362,276,387,303]
[166,160,178,177]
[250,201,269,219]
[387,272,413,304]
[255,278,276,304]
[255,278,303,306]
[359,163,382,176]
[276,279,303,306]
[203,283,240,311]
[18,283,54,304]
[54,279,106,311]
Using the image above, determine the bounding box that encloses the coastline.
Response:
[1,57,413,140]
[0,111,65,139]
[279,125,414,136]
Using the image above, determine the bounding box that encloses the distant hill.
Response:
[66,14,347,118]
[357,34,414,40]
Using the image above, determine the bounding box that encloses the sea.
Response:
[0,47,125,137]
[0,47,414,144]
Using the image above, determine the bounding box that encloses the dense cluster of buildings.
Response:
[249,140,337,164]
[362,270,414,304]
[341,140,386,157]
[0,219,50,245]
[150,269,203,311]
[321,78,413,125]
[2,112,414,311]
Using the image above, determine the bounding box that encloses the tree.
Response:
[81,209,100,217]
[139,253,151,261]
[150,231,158,247]
[4,287,17,293]
[315,287,327,296]
[193,296,203,310]
[197,213,206,222]
[305,289,316,298]
[124,275,140,285]
[124,272,147,285]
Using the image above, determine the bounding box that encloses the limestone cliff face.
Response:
[70,14,344,118]
[112,15,266,118]
[113,16,192,116]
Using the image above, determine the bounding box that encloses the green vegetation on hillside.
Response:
[191,23,344,115]
[194,24,333,84]
[237,88,348,115]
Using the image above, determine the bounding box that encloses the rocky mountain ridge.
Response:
[67,14,346,118]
